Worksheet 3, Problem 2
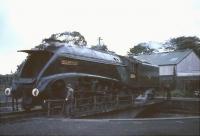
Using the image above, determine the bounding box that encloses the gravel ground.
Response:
[0,117,199,136]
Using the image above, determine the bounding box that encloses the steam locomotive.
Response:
[5,43,159,110]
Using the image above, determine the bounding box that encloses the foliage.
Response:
[164,36,200,56]
[128,43,156,55]
[171,89,196,97]
[128,36,200,56]
[35,31,87,49]
[171,89,186,97]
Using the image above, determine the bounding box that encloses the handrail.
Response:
[46,95,136,116]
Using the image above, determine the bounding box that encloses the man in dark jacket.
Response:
[64,83,74,117]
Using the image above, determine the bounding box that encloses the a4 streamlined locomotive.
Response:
[5,43,159,110]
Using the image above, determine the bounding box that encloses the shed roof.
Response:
[133,49,193,66]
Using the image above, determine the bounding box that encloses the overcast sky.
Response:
[0,0,200,74]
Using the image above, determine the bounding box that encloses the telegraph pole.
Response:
[98,37,102,46]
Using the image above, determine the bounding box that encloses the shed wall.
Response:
[159,65,174,76]
[177,52,200,76]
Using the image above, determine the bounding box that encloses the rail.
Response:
[0,108,45,123]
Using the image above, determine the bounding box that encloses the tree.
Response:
[128,43,155,55]
[35,31,87,49]
[164,36,200,56]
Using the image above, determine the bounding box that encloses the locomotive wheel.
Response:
[21,96,33,111]
[51,80,66,99]
[41,80,66,110]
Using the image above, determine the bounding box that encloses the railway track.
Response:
[0,108,45,123]
[0,93,169,124]
[0,95,166,123]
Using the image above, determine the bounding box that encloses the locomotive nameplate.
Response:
[61,60,78,65]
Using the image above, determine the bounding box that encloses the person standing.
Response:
[64,83,74,117]
[165,84,171,100]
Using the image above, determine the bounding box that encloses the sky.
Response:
[0,0,200,74]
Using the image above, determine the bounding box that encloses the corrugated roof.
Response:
[133,49,192,66]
